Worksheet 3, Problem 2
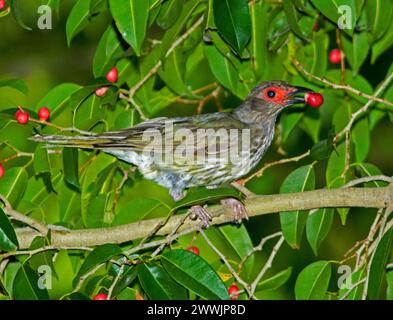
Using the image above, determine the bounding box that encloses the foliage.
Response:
[0,0,393,300]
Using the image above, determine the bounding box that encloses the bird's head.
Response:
[248,80,313,108]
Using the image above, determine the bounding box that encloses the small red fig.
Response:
[38,107,50,121]
[106,67,118,83]
[0,0,6,10]
[305,92,324,108]
[228,283,240,300]
[186,246,200,255]
[95,86,109,97]
[0,163,4,178]
[93,293,108,300]
[329,49,342,64]
[15,110,29,124]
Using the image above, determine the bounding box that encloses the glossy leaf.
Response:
[76,244,123,280]
[109,0,149,56]
[280,164,316,248]
[0,79,28,95]
[306,208,334,255]
[367,227,393,299]
[0,208,19,251]
[256,267,293,292]
[213,0,251,54]
[0,167,28,208]
[62,148,80,190]
[161,249,229,300]
[66,0,92,46]
[13,264,49,300]
[295,260,331,300]
[138,263,187,300]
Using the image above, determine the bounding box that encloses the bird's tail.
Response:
[30,134,112,149]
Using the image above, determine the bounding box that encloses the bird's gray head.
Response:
[247,80,313,110]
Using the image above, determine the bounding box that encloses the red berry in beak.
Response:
[106,67,118,83]
[38,107,50,121]
[228,283,240,300]
[329,49,342,64]
[305,92,324,108]
[93,293,108,300]
[0,163,4,178]
[186,246,200,255]
[15,110,29,124]
[95,86,109,97]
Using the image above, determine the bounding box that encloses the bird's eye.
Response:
[267,90,276,98]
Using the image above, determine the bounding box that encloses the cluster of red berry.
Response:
[95,67,118,97]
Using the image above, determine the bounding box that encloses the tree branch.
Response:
[14,184,393,249]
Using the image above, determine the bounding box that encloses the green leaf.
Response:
[387,270,393,300]
[13,264,49,300]
[93,25,125,77]
[36,83,82,119]
[367,227,393,299]
[306,208,334,255]
[0,167,28,208]
[371,19,393,64]
[10,0,32,31]
[366,0,393,42]
[76,244,123,280]
[352,117,370,162]
[310,0,357,35]
[280,112,303,142]
[256,267,293,292]
[219,224,255,273]
[138,263,187,300]
[111,266,138,298]
[159,0,202,59]
[338,267,365,300]
[213,0,251,54]
[63,148,80,190]
[283,0,308,40]
[342,32,369,76]
[0,79,28,95]
[280,164,315,248]
[157,0,182,29]
[204,43,239,96]
[109,0,149,56]
[34,145,51,175]
[0,208,19,251]
[295,260,331,300]
[250,1,268,77]
[66,0,92,46]
[161,249,229,300]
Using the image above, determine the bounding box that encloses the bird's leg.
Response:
[220,198,248,224]
[189,205,212,228]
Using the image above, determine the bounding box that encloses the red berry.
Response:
[228,283,240,300]
[93,293,108,300]
[329,49,342,64]
[38,107,50,121]
[0,0,6,10]
[186,246,200,255]
[15,110,29,124]
[305,92,324,108]
[95,86,109,97]
[0,163,4,178]
[106,67,118,83]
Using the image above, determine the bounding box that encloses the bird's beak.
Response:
[285,86,313,105]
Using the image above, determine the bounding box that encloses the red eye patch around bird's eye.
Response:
[257,87,288,105]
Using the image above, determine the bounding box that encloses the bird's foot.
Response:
[189,205,212,228]
[220,198,248,224]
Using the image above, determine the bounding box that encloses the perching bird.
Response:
[32,81,313,226]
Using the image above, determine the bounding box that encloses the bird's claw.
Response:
[189,205,212,228]
[220,198,248,224]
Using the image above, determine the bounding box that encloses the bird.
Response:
[32,81,313,227]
